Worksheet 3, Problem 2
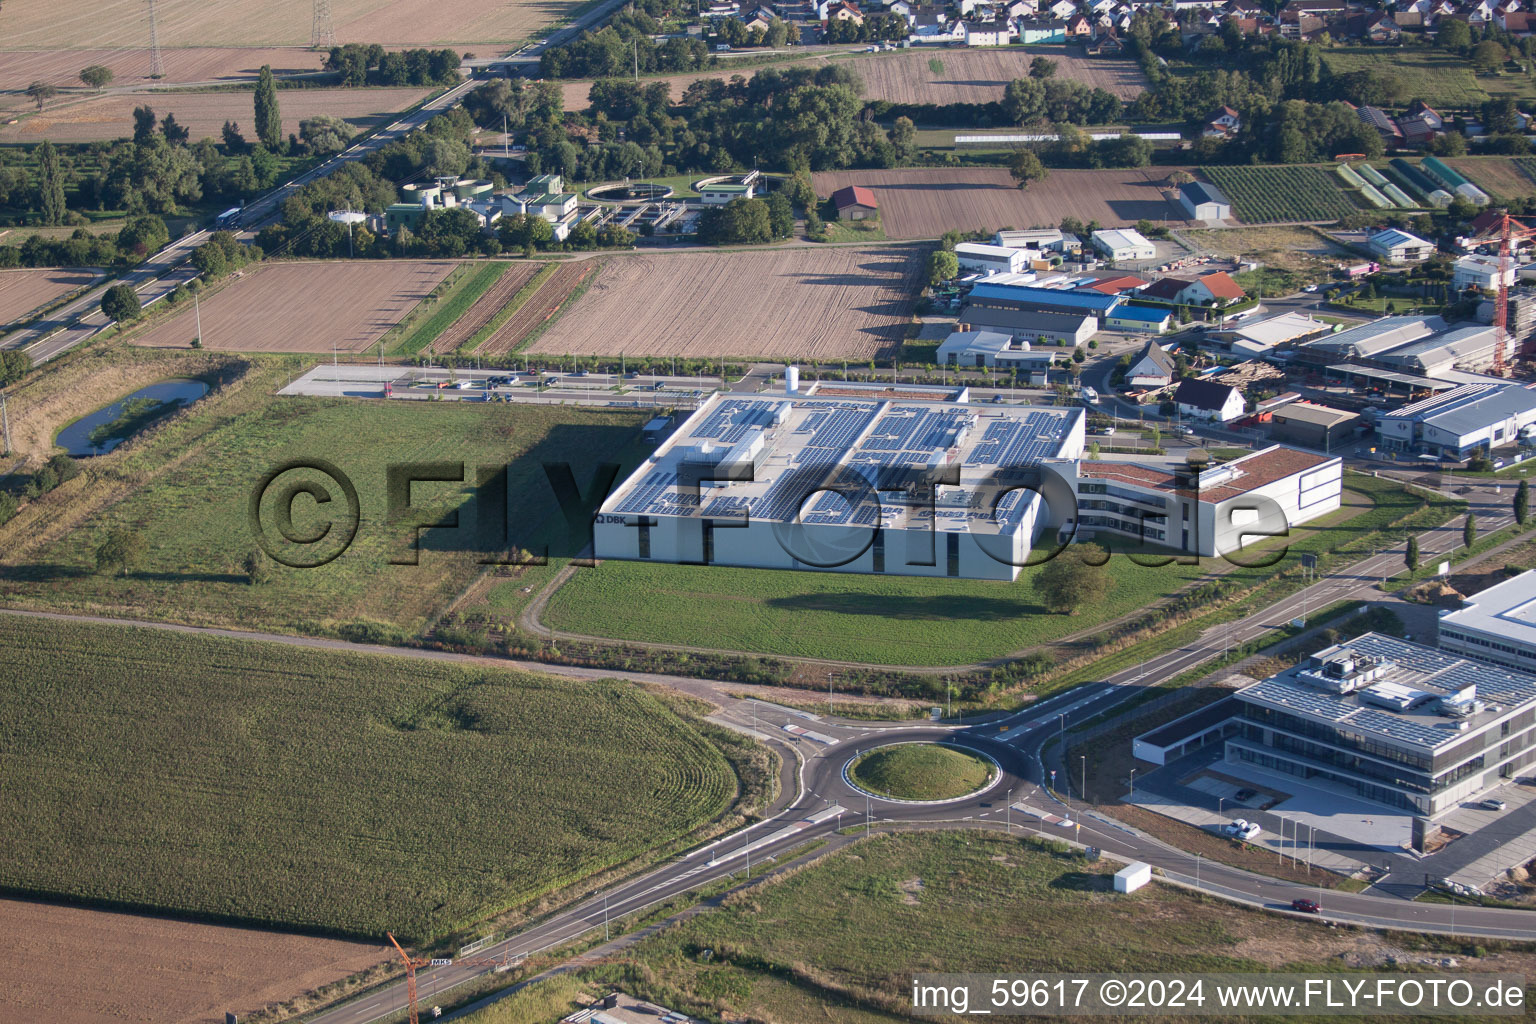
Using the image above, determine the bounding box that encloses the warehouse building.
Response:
[1438,570,1536,672]
[1377,382,1536,457]
[1209,311,1329,355]
[995,228,1073,252]
[1091,227,1157,263]
[938,329,1060,370]
[1299,315,1443,364]
[954,306,1097,346]
[1178,181,1232,221]
[1375,324,1508,378]
[1454,254,1519,292]
[1103,305,1172,333]
[1367,227,1435,263]
[1226,634,1536,815]
[1267,401,1360,451]
[964,281,1122,319]
[955,242,1031,275]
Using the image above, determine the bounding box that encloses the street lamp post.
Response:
[1195,852,1202,892]
[1128,767,1136,798]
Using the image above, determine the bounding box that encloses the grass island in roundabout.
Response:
[846,742,1000,803]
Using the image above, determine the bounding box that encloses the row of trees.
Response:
[0,214,166,269]
[322,45,463,88]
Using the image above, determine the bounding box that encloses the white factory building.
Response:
[1377,382,1536,457]
[1439,569,1536,672]
[955,242,1031,275]
[594,381,1343,578]
[1090,227,1156,263]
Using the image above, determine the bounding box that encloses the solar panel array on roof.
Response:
[615,469,677,514]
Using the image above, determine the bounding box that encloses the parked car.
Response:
[1234,788,1256,802]
[1223,818,1262,841]
[1291,898,1321,914]
[1302,284,1318,293]
[1178,425,1195,436]
[1482,798,1507,811]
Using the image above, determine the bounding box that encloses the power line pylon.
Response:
[312,0,337,49]
[147,0,163,78]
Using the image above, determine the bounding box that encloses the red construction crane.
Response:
[1487,210,1536,377]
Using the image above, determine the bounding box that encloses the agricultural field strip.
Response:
[1200,165,1361,224]
[128,260,456,352]
[429,261,542,354]
[811,167,1193,238]
[0,268,98,327]
[527,247,921,359]
[479,262,596,356]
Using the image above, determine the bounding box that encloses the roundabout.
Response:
[842,739,1004,805]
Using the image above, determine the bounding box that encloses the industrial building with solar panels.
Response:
[594,373,1344,580]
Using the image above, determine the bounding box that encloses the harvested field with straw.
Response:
[129,260,455,353]
[0,46,327,92]
[0,267,97,327]
[2,86,432,143]
[1,897,387,1024]
[811,167,1192,239]
[2,0,585,48]
[527,247,922,360]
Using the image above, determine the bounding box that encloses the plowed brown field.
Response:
[4,0,585,47]
[0,267,97,327]
[3,86,432,143]
[0,46,327,92]
[811,167,1194,239]
[2,897,387,1024]
[476,261,596,356]
[130,260,456,353]
[527,247,922,360]
[427,261,542,354]
[562,48,1146,110]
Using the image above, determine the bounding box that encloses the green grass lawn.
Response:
[546,473,1451,667]
[850,743,994,800]
[0,372,649,637]
[0,614,736,942]
[519,830,1527,1024]
[546,553,1210,666]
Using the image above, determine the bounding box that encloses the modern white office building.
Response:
[594,386,1342,577]
[1056,446,1342,556]
[1228,634,1536,815]
[593,385,1085,581]
[1438,570,1536,672]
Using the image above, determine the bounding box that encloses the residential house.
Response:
[1014,16,1068,40]
[963,18,1009,42]
[1202,105,1241,139]
[1066,13,1094,34]
[1185,270,1246,305]
[1356,104,1404,144]
[1126,338,1177,387]
[1363,10,1401,39]
[827,0,864,21]
[1175,377,1247,422]
[1047,0,1076,17]
[1085,29,1124,52]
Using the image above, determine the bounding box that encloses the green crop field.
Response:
[0,614,736,941]
[1320,49,1495,108]
[0,369,648,637]
[515,830,1533,1024]
[1201,165,1363,224]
